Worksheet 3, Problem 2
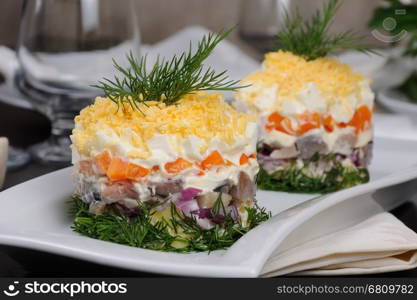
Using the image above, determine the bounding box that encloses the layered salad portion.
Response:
[72,92,258,227]
[69,29,269,252]
[234,0,374,193]
[235,52,373,193]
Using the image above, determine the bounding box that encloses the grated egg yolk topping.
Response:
[72,91,253,157]
[242,50,366,105]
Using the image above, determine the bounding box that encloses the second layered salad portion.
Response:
[234,51,374,193]
[71,92,259,230]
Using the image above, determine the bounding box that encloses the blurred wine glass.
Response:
[239,0,292,55]
[16,0,140,165]
[0,52,30,169]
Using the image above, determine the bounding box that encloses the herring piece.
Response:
[270,145,299,159]
[101,181,139,203]
[333,133,357,155]
[196,192,232,209]
[153,180,183,197]
[296,134,328,159]
[231,171,255,206]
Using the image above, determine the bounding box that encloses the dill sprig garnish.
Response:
[93,28,243,111]
[276,0,376,61]
[70,195,270,253]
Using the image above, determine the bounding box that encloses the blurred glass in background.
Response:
[239,0,292,54]
[16,0,140,165]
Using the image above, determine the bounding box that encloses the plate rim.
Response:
[377,89,417,113]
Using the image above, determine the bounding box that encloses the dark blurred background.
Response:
[0,0,393,48]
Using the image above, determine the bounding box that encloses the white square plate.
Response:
[1,137,417,277]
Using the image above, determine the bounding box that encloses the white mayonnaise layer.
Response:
[183,163,259,193]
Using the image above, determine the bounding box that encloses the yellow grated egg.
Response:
[72,91,253,156]
[240,50,366,105]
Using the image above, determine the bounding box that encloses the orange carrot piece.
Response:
[266,112,294,135]
[95,151,112,174]
[201,150,226,170]
[267,112,284,126]
[249,154,256,159]
[348,105,372,134]
[127,163,149,179]
[297,123,317,135]
[338,122,348,128]
[106,157,128,180]
[323,115,335,132]
[297,111,321,135]
[226,160,234,166]
[165,158,193,174]
[239,154,249,165]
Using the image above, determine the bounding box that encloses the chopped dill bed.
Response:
[257,160,369,194]
[69,195,270,253]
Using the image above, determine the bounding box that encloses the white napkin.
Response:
[262,212,417,276]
